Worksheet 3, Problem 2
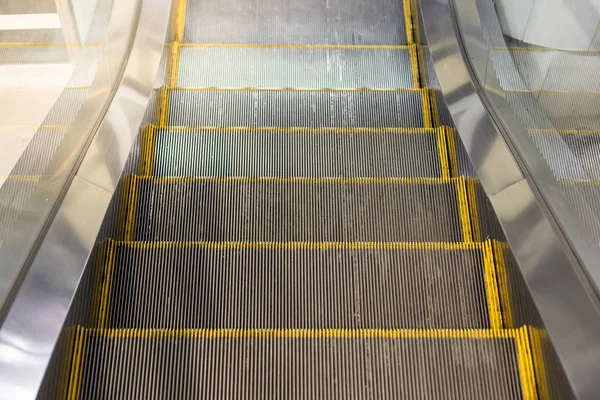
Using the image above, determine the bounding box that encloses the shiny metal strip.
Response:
[0,0,171,396]
[421,0,600,398]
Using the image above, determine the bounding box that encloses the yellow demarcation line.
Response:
[4,175,41,183]
[482,240,503,330]
[138,125,157,176]
[164,125,438,134]
[455,177,473,242]
[409,45,420,89]
[515,328,539,400]
[528,327,550,400]
[429,88,441,127]
[178,43,412,50]
[155,86,170,127]
[123,176,139,241]
[403,0,414,45]
[173,86,423,93]
[466,178,482,242]
[112,240,485,251]
[421,89,433,128]
[66,326,87,400]
[166,42,181,88]
[134,174,456,185]
[493,241,514,329]
[96,240,117,329]
[84,326,523,339]
[435,127,451,179]
[416,45,427,89]
[57,327,76,399]
[445,127,459,177]
[528,128,600,135]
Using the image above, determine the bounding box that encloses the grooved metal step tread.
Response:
[174,46,417,89]
[148,127,447,178]
[97,241,500,330]
[125,177,471,242]
[67,328,535,400]
[183,0,408,45]
[157,89,429,128]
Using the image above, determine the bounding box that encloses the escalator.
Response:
[34,0,570,398]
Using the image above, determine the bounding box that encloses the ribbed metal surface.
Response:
[167,89,428,128]
[77,330,526,400]
[105,243,492,329]
[532,132,600,180]
[132,178,467,242]
[152,128,444,178]
[183,0,408,45]
[177,47,415,89]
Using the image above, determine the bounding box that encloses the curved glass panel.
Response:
[451,0,600,295]
[0,0,141,314]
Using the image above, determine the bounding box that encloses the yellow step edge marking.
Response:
[66,326,86,400]
[429,88,441,127]
[4,175,41,183]
[173,0,187,43]
[173,86,422,93]
[445,127,459,177]
[154,86,170,127]
[409,45,420,89]
[113,241,484,251]
[483,240,503,329]
[515,327,539,400]
[164,125,437,134]
[456,177,473,242]
[133,175,456,185]
[97,240,116,329]
[116,176,131,241]
[435,127,451,179]
[410,0,421,44]
[179,43,412,50]
[85,327,517,339]
[528,327,550,400]
[421,89,433,128]
[403,0,414,44]
[138,126,157,176]
[123,176,139,241]
[57,327,76,399]
[529,128,600,135]
[466,178,482,242]
[493,241,514,329]
[166,42,181,88]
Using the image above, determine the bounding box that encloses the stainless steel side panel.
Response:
[0,0,170,396]
[421,0,600,399]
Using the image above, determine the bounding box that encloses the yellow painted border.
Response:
[90,241,109,327]
[173,86,423,93]
[57,327,76,399]
[179,43,411,50]
[456,177,473,242]
[417,45,427,89]
[445,126,459,177]
[115,176,131,241]
[435,127,450,179]
[515,327,539,400]
[164,125,437,134]
[493,241,514,328]
[483,240,503,329]
[138,125,157,176]
[123,176,139,241]
[66,326,87,400]
[97,240,116,329]
[409,45,420,89]
[467,178,482,242]
[528,327,550,400]
[403,0,415,44]
[113,240,484,251]
[421,89,433,128]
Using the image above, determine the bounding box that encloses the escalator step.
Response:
[72,328,532,400]
[150,127,446,178]
[183,0,409,45]
[101,242,498,329]
[165,89,429,128]
[130,177,470,242]
[176,46,416,89]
